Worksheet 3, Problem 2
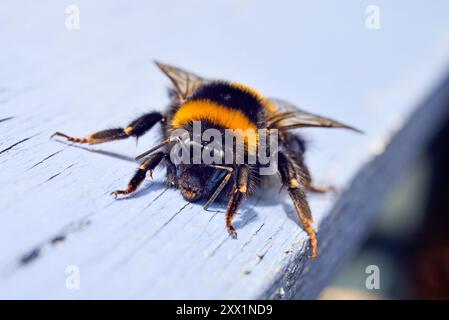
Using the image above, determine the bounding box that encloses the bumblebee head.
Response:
[179,165,208,202]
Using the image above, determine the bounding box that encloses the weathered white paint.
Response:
[1,1,448,299]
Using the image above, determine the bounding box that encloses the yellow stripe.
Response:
[171,99,258,154]
[172,99,256,131]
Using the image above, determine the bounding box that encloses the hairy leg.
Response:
[111,151,166,197]
[52,112,164,144]
[225,165,249,238]
[278,152,318,259]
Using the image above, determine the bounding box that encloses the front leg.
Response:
[111,151,166,197]
[225,165,249,238]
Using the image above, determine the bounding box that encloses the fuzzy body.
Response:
[160,81,304,203]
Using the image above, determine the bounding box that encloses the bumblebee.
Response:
[52,61,361,259]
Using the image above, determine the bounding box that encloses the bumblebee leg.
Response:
[52,112,164,144]
[299,161,336,194]
[111,151,166,197]
[278,152,318,259]
[225,166,249,238]
[203,165,234,210]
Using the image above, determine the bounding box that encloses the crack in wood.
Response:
[11,218,92,273]
[0,135,35,156]
[113,202,192,266]
[255,219,288,263]
[42,163,75,183]
[140,187,170,213]
[240,223,265,252]
[5,180,178,276]
[207,236,230,257]
[0,116,14,124]
[225,220,288,275]
[27,149,64,170]
[149,202,190,240]
[19,248,41,266]
[206,197,264,258]
[208,210,221,222]
[119,188,172,229]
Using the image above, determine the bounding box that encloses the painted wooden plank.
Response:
[1,1,449,299]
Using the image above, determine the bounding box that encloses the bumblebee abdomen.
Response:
[170,82,273,131]
[190,82,266,124]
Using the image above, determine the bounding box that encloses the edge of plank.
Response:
[260,71,449,299]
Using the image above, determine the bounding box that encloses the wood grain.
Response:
[1,1,448,299]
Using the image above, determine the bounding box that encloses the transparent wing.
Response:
[267,98,363,133]
[154,61,209,102]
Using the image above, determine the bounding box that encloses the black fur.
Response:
[128,112,164,137]
[90,128,128,140]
